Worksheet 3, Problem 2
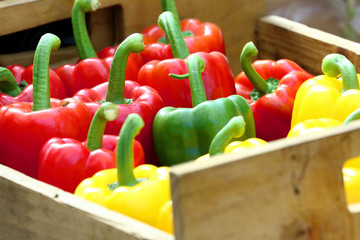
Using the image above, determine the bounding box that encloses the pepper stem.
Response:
[321,53,359,93]
[32,33,61,112]
[86,102,119,151]
[343,107,360,125]
[115,113,144,187]
[209,116,246,156]
[240,41,269,96]
[161,0,180,25]
[0,67,22,97]
[158,11,190,59]
[72,0,99,59]
[169,54,207,107]
[105,33,144,104]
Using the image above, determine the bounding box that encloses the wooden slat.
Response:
[0,164,173,240]
[255,15,360,75]
[170,121,360,240]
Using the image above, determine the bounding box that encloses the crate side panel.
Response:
[170,122,360,240]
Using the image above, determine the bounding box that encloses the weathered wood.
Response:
[0,0,266,73]
[0,164,173,240]
[255,15,360,75]
[170,121,360,240]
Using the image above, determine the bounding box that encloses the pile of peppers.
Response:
[3,0,360,235]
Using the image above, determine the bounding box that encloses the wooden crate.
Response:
[1,1,360,240]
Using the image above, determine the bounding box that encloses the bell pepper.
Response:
[138,11,236,108]
[55,0,143,96]
[140,0,225,63]
[153,53,255,166]
[74,113,172,232]
[73,33,164,166]
[196,116,267,162]
[38,102,144,193]
[235,41,313,141]
[0,33,92,179]
[291,53,360,127]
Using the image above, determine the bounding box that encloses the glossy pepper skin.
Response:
[153,54,256,166]
[38,102,145,193]
[196,116,267,162]
[291,53,360,127]
[235,42,313,141]
[140,0,225,63]
[74,33,165,166]
[138,11,235,108]
[0,34,91,178]
[55,0,143,96]
[75,114,172,232]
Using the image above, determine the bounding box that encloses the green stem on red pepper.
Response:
[114,113,144,188]
[105,33,144,104]
[158,11,190,59]
[86,102,119,151]
[72,0,100,59]
[32,33,61,111]
[321,53,359,93]
[240,41,279,101]
[0,67,22,97]
[169,54,207,107]
[209,116,245,156]
[161,0,180,26]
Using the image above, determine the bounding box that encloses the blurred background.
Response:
[267,0,360,41]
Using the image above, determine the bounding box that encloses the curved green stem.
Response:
[115,113,144,187]
[209,116,246,156]
[321,53,359,93]
[343,107,360,125]
[86,102,119,151]
[105,33,144,104]
[32,33,61,111]
[72,0,99,59]
[169,54,207,107]
[0,67,22,97]
[158,11,190,59]
[240,41,269,95]
[161,0,180,25]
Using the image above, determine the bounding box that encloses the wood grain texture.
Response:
[0,0,266,73]
[0,164,173,240]
[170,121,360,240]
[255,15,360,75]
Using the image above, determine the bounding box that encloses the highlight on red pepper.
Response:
[140,0,225,63]
[74,113,172,233]
[291,53,360,127]
[235,41,313,141]
[73,33,165,166]
[0,33,92,179]
[138,11,236,108]
[153,54,255,166]
[55,0,143,96]
[196,116,267,162]
[38,102,145,193]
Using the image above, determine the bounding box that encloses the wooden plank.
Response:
[0,164,173,240]
[255,15,360,75]
[170,121,360,240]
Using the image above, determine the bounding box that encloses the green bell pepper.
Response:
[153,54,256,166]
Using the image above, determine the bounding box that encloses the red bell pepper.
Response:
[140,0,225,63]
[73,33,165,166]
[0,33,92,178]
[55,0,143,96]
[38,102,145,193]
[137,11,235,108]
[235,42,314,141]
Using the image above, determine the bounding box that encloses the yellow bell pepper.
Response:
[287,118,342,138]
[74,114,172,233]
[196,116,267,162]
[291,53,360,127]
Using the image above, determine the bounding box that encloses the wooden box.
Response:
[1,0,360,239]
